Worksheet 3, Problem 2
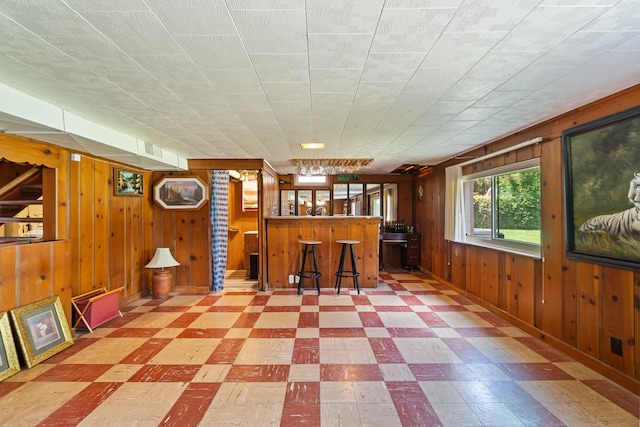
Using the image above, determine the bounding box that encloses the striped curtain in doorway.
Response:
[210,170,229,292]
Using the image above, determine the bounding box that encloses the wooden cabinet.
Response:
[402,234,420,268]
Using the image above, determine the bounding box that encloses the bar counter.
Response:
[266,216,380,289]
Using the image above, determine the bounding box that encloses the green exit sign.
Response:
[337,174,360,181]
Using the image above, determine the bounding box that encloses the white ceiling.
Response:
[0,0,639,173]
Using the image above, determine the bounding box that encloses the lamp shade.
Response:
[145,248,180,269]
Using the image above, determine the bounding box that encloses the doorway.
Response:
[225,170,259,289]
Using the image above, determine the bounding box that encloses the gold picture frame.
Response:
[114,168,144,196]
[0,311,20,381]
[10,296,74,368]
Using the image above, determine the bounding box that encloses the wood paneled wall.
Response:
[417,85,640,392]
[0,135,154,326]
[151,170,211,292]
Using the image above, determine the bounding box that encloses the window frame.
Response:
[462,158,542,258]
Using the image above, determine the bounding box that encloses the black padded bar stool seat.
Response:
[296,240,322,295]
[334,239,360,294]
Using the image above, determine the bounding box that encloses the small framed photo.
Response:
[114,168,144,196]
[0,311,20,381]
[153,176,208,210]
[10,296,74,368]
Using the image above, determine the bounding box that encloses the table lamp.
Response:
[145,248,180,299]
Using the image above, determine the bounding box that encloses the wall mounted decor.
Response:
[153,176,208,210]
[563,105,640,270]
[0,311,20,381]
[10,296,74,368]
[114,168,143,196]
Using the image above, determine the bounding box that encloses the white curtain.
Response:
[444,165,466,243]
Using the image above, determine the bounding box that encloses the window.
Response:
[449,158,541,257]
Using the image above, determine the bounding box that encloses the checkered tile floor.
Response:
[1,272,638,426]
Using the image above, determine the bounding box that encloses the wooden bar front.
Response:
[266,216,380,289]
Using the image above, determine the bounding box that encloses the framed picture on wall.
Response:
[563,105,640,270]
[153,176,208,210]
[10,296,74,368]
[114,168,144,196]
[0,311,20,381]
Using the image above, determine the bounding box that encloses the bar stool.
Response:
[334,240,360,294]
[296,240,322,295]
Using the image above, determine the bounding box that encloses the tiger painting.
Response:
[578,172,640,237]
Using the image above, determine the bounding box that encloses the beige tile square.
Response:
[356,403,403,426]
[123,312,183,328]
[321,381,357,403]
[288,364,320,382]
[253,312,299,328]
[353,381,393,404]
[153,328,184,338]
[553,362,607,380]
[128,305,156,313]
[430,402,480,425]
[318,294,355,306]
[319,312,362,328]
[367,295,406,306]
[296,327,319,338]
[300,305,319,312]
[378,312,425,328]
[321,403,361,426]
[419,381,465,404]
[431,327,462,338]
[188,312,242,329]
[355,305,375,312]
[160,295,208,306]
[239,403,283,426]
[265,295,303,306]
[199,404,246,426]
[61,338,149,364]
[225,328,252,338]
[95,364,143,382]
[379,364,416,381]
[243,305,264,313]
[410,305,432,312]
[150,338,221,364]
[187,305,210,313]
[235,338,294,364]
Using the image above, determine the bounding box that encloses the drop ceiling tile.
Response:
[384,0,463,8]
[534,30,639,67]
[250,54,308,82]
[177,36,253,69]
[306,0,384,33]
[81,11,184,55]
[361,53,425,82]
[0,1,96,37]
[499,66,573,92]
[164,83,227,106]
[310,69,361,93]
[230,9,307,53]
[404,68,467,97]
[311,93,355,111]
[495,5,613,51]
[64,0,149,12]
[446,0,538,32]
[453,107,504,122]
[262,82,310,103]
[271,102,311,117]
[226,0,304,9]
[354,82,406,103]
[473,90,533,108]
[613,32,640,50]
[223,93,272,111]
[371,8,456,52]
[202,69,263,93]
[583,0,640,31]
[308,34,372,69]
[131,54,208,83]
[146,0,236,35]
[421,32,505,69]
